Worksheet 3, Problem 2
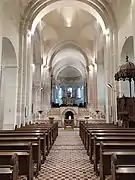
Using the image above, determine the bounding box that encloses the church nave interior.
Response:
[0,0,135,180]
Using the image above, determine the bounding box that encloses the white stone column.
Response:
[25,37,34,123]
[16,32,23,127]
[42,66,51,113]
[111,31,119,123]
[93,63,98,110]
[0,2,2,65]
[33,63,42,115]
[17,30,27,126]
[88,64,98,110]
[104,34,111,123]
[104,30,118,123]
[87,65,93,108]
[0,1,3,129]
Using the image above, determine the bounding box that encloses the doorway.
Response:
[65,111,74,119]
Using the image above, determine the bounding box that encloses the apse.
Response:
[52,66,86,106]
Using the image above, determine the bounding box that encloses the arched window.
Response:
[67,87,72,97]
[59,88,63,98]
[77,87,81,98]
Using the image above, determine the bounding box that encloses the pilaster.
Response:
[42,66,51,111]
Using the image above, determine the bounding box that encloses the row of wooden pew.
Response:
[0,121,58,180]
[80,122,135,180]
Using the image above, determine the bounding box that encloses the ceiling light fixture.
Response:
[66,18,72,27]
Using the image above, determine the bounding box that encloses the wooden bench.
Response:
[0,132,46,161]
[80,123,135,179]
[94,141,135,174]
[0,142,34,177]
[89,132,135,162]
[87,129,135,159]
[79,122,117,139]
[17,123,58,144]
[93,136,135,162]
[0,122,59,179]
[0,153,19,180]
[82,127,124,150]
[14,128,53,154]
[100,142,135,180]
[111,154,135,180]
[0,150,33,180]
[0,137,41,175]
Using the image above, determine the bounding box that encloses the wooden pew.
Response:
[82,127,123,150]
[94,141,135,174]
[93,136,135,161]
[80,123,117,141]
[0,153,19,180]
[80,123,117,152]
[0,150,33,180]
[15,125,56,150]
[0,142,34,178]
[13,129,51,155]
[100,142,135,180]
[88,131,135,162]
[13,122,58,155]
[0,136,41,175]
[80,123,135,179]
[89,132,135,162]
[0,122,58,179]
[88,129,135,160]
[0,132,46,161]
[18,122,58,142]
[111,154,135,180]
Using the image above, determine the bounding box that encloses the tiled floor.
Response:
[21,129,100,180]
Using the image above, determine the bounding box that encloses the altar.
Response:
[64,119,74,129]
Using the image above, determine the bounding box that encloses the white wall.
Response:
[2,68,18,129]
[0,0,20,129]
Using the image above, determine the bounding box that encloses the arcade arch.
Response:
[0,37,18,129]
[120,36,135,97]
[16,0,117,125]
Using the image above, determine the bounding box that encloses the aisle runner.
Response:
[36,129,99,180]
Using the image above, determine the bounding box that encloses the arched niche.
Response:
[0,37,18,129]
[120,36,134,97]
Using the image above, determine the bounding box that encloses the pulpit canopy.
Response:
[114,56,135,97]
[115,56,135,81]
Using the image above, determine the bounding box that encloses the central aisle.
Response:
[37,129,99,180]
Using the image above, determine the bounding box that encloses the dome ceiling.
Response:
[57,66,83,84]
[30,0,127,72]
[39,7,100,69]
[58,66,82,78]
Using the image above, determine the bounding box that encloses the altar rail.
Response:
[33,119,106,127]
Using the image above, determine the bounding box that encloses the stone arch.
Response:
[17,0,117,124]
[19,0,116,71]
[120,36,134,97]
[47,41,90,68]
[54,64,86,80]
[121,36,134,62]
[0,37,18,129]
[62,108,77,115]
[21,0,116,34]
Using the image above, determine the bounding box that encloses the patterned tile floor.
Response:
[21,129,100,180]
